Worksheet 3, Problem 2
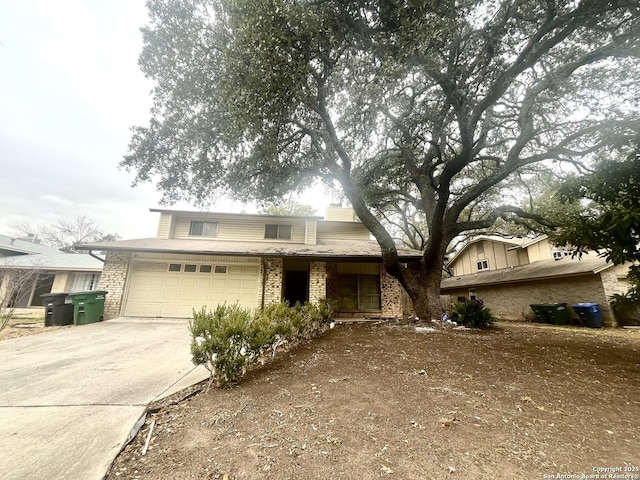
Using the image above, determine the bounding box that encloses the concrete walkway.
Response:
[0,318,209,480]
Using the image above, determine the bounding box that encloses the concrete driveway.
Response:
[0,318,209,480]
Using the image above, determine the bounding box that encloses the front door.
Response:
[283,270,309,306]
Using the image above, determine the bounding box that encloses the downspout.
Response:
[261,257,267,311]
[88,250,106,263]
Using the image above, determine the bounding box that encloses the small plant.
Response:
[189,300,333,388]
[448,299,495,329]
[610,288,640,326]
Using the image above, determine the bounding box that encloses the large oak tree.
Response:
[124,0,640,318]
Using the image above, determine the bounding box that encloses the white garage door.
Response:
[124,261,260,317]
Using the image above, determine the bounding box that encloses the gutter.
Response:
[88,250,106,263]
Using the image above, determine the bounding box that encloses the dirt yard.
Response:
[0,313,70,341]
[108,322,640,480]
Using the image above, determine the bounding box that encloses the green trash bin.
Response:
[68,290,108,325]
[530,304,552,323]
[543,303,570,325]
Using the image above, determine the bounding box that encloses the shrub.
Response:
[189,300,333,388]
[610,289,640,326]
[448,299,495,329]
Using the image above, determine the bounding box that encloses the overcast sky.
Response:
[0,1,333,241]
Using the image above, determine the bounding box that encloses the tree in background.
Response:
[553,140,640,297]
[0,268,40,332]
[259,200,318,217]
[11,215,119,253]
[123,0,640,319]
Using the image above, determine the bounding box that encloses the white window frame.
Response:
[166,263,228,274]
[476,259,489,271]
[469,288,477,301]
[552,250,571,260]
[189,221,218,237]
[70,273,100,292]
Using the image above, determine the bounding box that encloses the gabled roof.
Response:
[441,253,610,290]
[447,235,533,265]
[508,234,549,250]
[77,238,423,261]
[0,252,104,272]
[0,234,61,256]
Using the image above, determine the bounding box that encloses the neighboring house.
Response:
[79,207,422,319]
[0,233,60,257]
[441,235,631,326]
[0,234,104,308]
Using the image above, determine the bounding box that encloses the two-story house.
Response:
[81,207,422,319]
[441,235,632,326]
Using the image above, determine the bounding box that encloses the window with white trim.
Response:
[189,221,218,237]
[264,224,292,240]
[167,263,228,273]
[476,259,489,271]
[469,288,477,301]
[552,250,572,260]
[70,273,101,292]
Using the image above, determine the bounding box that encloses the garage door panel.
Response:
[193,291,212,302]
[242,279,259,289]
[240,293,258,305]
[163,277,181,287]
[147,277,165,287]
[178,291,195,302]
[196,278,213,288]
[162,290,178,301]
[179,277,196,288]
[124,261,261,317]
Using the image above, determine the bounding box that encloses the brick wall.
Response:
[263,257,283,306]
[326,263,338,302]
[99,251,131,318]
[381,268,404,317]
[441,273,616,326]
[309,261,326,303]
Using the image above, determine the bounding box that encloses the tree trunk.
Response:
[386,254,447,321]
[400,264,445,321]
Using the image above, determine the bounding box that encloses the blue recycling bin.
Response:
[572,303,602,328]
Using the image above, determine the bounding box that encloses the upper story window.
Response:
[477,259,489,271]
[264,224,292,240]
[552,250,572,260]
[189,221,218,237]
